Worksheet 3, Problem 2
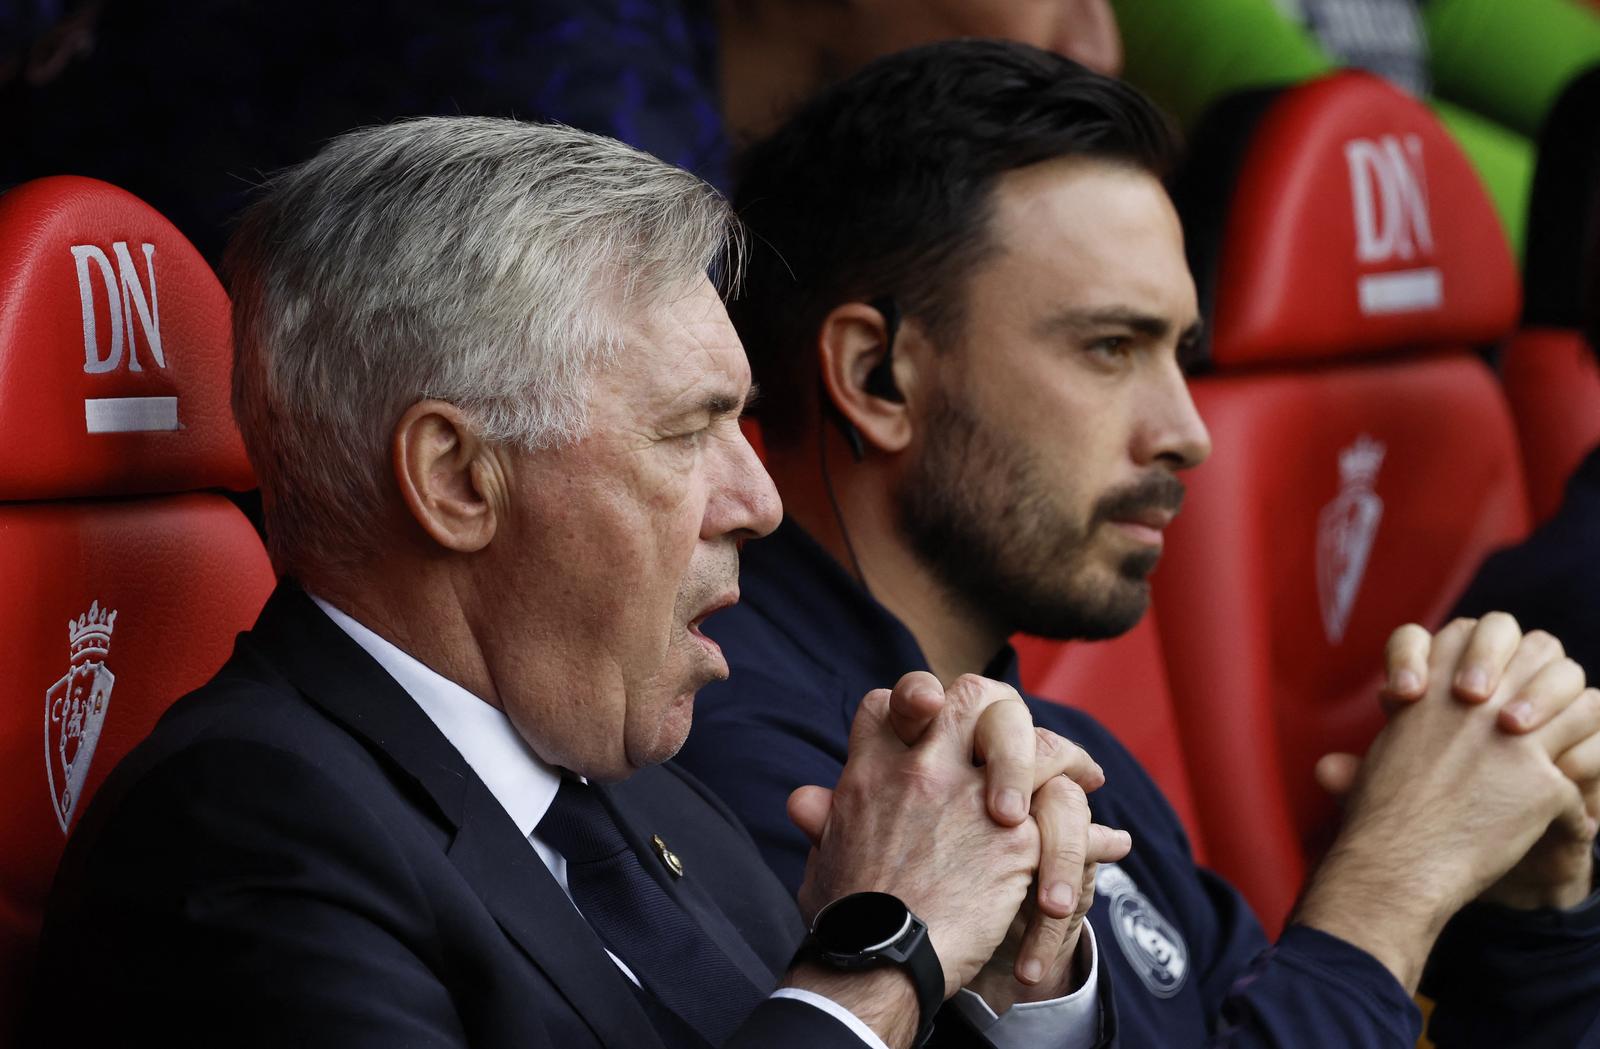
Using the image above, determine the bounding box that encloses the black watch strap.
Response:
[798,892,945,1046]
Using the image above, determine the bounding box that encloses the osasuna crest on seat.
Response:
[44,600,119,833]
[1098,861,1188,999]
[1317,435,1386,645]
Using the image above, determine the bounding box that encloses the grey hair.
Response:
[226,116,739,577]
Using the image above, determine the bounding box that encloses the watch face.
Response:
[813,892,913,954]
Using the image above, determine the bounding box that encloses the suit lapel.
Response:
[246,583,666,1049]
[599,776,780,992]
[446,792,668,1049]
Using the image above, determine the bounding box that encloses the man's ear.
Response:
[818,301,919,457]
[392,399,500,553]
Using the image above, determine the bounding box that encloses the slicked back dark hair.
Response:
[731,38,1179,446]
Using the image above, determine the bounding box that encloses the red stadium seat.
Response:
[0,177,276,1032]
[1015,616,1207,861]
[1161,73,1528,933]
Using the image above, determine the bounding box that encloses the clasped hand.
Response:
[1319,613,1599,912]
[789,671,1128,1009]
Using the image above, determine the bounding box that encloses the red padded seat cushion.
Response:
[1154,353,1528,931]
[1501,330,1600,523]
[1208,72,1519,368]
[0,176,253,500]
[0,495,274,1016]
[1015,616,1206,861]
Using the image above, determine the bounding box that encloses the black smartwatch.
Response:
[799,892,945,1046]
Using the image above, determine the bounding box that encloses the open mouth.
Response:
[688,591,739,638]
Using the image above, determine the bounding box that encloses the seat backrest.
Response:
[1161,72,1528,932]
[1500,329,1600,522]
[1504,65,1600,523]
[0,176,276,1029]
[1015,615,1206,861]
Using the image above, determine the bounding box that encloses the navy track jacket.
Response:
[677,519,1600,1047]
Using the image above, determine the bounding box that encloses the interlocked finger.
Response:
[1530,686,1600,763]
[1031,728,1106,795]
[1499,655,1588,734]
[1382,623,1432,707]
[972,691,1043,826]
[1452,612,1525,702]
[886,671,947,746]
[1031,775,1090,921]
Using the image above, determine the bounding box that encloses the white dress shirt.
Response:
[313,596,1100,1049]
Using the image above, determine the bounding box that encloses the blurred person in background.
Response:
[1,0,1120,263]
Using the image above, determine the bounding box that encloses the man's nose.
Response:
[1136,363,1212,471]
[708,428,783,541]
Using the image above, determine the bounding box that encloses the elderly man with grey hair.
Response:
[29,117,1129,1049]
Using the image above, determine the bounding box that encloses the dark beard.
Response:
[896,389,1183,642]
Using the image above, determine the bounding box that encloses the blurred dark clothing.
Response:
[1,0,725,264]
[1451,443,1600,679]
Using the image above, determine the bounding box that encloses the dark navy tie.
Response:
[537,777,766,1046]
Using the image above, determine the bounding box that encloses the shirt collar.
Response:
[308,594,561,839]
[731,518,1022,694]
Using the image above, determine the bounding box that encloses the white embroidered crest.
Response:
[1098,861,1188,998]
[44,600,118,833]
[1316,435,1386,645]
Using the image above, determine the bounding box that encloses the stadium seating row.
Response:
[0,71,1595,1029]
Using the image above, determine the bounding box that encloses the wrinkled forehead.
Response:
[591,277,751,421]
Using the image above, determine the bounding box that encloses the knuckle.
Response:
[1389,623,1428,650]
[1480,610,1521,638]
[1557,750,1589,781]
[1576,688,1600,727]
[1524,630,1565,661]
[901,753,951,798]
[1049,822,1087,865]
[951,673,988,695]
[1031,916,1068,952]
[1039,774,1082,809]
[945,674,988,713]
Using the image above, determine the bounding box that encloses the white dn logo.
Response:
[1342,135,1442,316]
[1344,135,1433,264]
[69,242,180,433]
[70,242,165,374]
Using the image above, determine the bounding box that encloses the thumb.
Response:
[1315,752,1362,798]
[787,785,835,847]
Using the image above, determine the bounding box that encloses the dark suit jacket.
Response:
[27,584,871,1048]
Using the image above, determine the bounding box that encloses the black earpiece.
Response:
[824,295,904,463]
[862,295,904,403]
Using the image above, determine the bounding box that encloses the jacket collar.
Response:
[733,518,1022,700]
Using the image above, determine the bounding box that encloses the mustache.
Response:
[1091,472,1187,527]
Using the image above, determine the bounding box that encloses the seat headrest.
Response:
[1181,72,1519,369]
[0,176,253,500]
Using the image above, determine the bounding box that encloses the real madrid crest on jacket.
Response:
[676,518,1600,1047]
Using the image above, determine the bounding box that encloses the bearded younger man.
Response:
[30,116,1132,1049]
[675,41,1600,1047]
